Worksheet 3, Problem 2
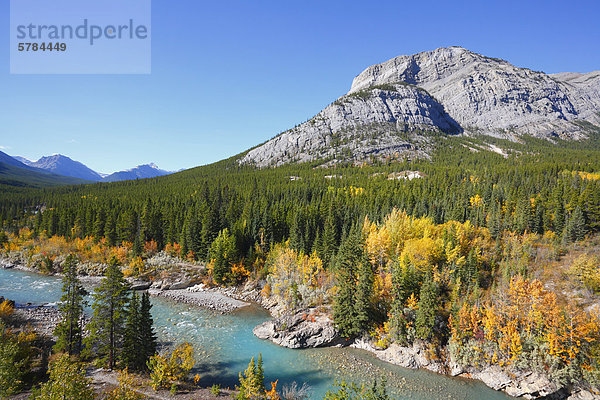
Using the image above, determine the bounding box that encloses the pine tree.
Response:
[564,206,587,243]
[553,201,566,234]
[236,357,259,400]
[84,257,130,369]
[354,258,374,334]
[367,378,389,400]
[121,291,140,370]
[208,228,236,285]
[333,226,362,338]
[289,212,305,253]
[139,291,157,369]
[415,276,438,341]
[321,209,338,267]
[254,353,265,393]
[583,184,600,231]
[54,254,86,355]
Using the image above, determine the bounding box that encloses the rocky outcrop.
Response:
[241,83,461,167]
[253,308,343,348]
[351,337,595,400]
[241,47,600,167]
[350,47,600,141]
[351,338,446,373]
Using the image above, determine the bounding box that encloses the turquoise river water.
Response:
[0,268,514,400]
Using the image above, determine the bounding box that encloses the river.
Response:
[0,267,514,400]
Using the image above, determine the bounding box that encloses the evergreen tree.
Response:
[415,276,438,341]
[389,259,414,341]
[236,357,259,400]
[354,258,374,334]
[564,206,587,242]
[54,254,86,355]
[254,352,265,393]
[333,226,363,338]
[139,291,157,369]
[208,228,237,285]
[85,257,130,369]
[321,209,338,267]
[121,291,140,370]
[367,378,389,400]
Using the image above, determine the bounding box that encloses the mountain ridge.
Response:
[10,153,173,183]
[240,47,600,167]
[102,163,171,182]
[19,154,103,181]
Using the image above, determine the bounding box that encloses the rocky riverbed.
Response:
[148,285,249,313]
[1,257,251,314]
[14,305,90,337]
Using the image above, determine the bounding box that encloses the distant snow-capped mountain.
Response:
[102,163,171,182]
[16,154,103,181]
[11,154,174,182]
[12,155,34,165]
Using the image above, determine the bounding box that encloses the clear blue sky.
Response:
[1,0,599,173]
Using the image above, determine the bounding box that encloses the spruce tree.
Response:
[354,258,374,334]
[415,276,438,341]
[565,206,587,242]
[236,357,258,400]
[254,352,265,392]
[139,291,157,369]
[321,209,338,267]
[333,226,362,338]
[208,228,236,285]
[54,254,86,355]
[121,291,140,370]
[84,256,130,369]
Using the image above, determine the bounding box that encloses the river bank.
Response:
[0,257,250,314]
[2,258,596,399]
[250,294,599,400]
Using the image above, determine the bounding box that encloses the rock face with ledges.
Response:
[241,47,600,167]
[241,83,461,167]
[351,46,600,140]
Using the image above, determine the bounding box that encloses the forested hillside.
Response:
[2,135,600,260]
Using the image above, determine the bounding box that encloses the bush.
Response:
[280,381,311,400]
[105,369,146,400]
[0,323,35,397]
[210,384,221,396]
[148,342,195,391]
[31,353,94,400]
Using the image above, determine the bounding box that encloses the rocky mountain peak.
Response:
[349,47,485,92]
[240,47,600,167]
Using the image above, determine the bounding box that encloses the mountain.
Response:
[0,151,34,169]
[12,156,34,166]
[240,47,600,167]
[12,153,173,182]
[102,163,171,182]
[18,154,103,181]
[0,151,91,187]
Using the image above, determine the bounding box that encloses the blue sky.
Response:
[1,0,599,173]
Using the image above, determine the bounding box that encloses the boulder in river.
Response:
[253,308,343,348]
[129,280,151,290]
[169,279,193,290]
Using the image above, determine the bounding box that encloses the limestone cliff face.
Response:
[350,47,600,140]
[242,83,461,167]
[241,47,600,167]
